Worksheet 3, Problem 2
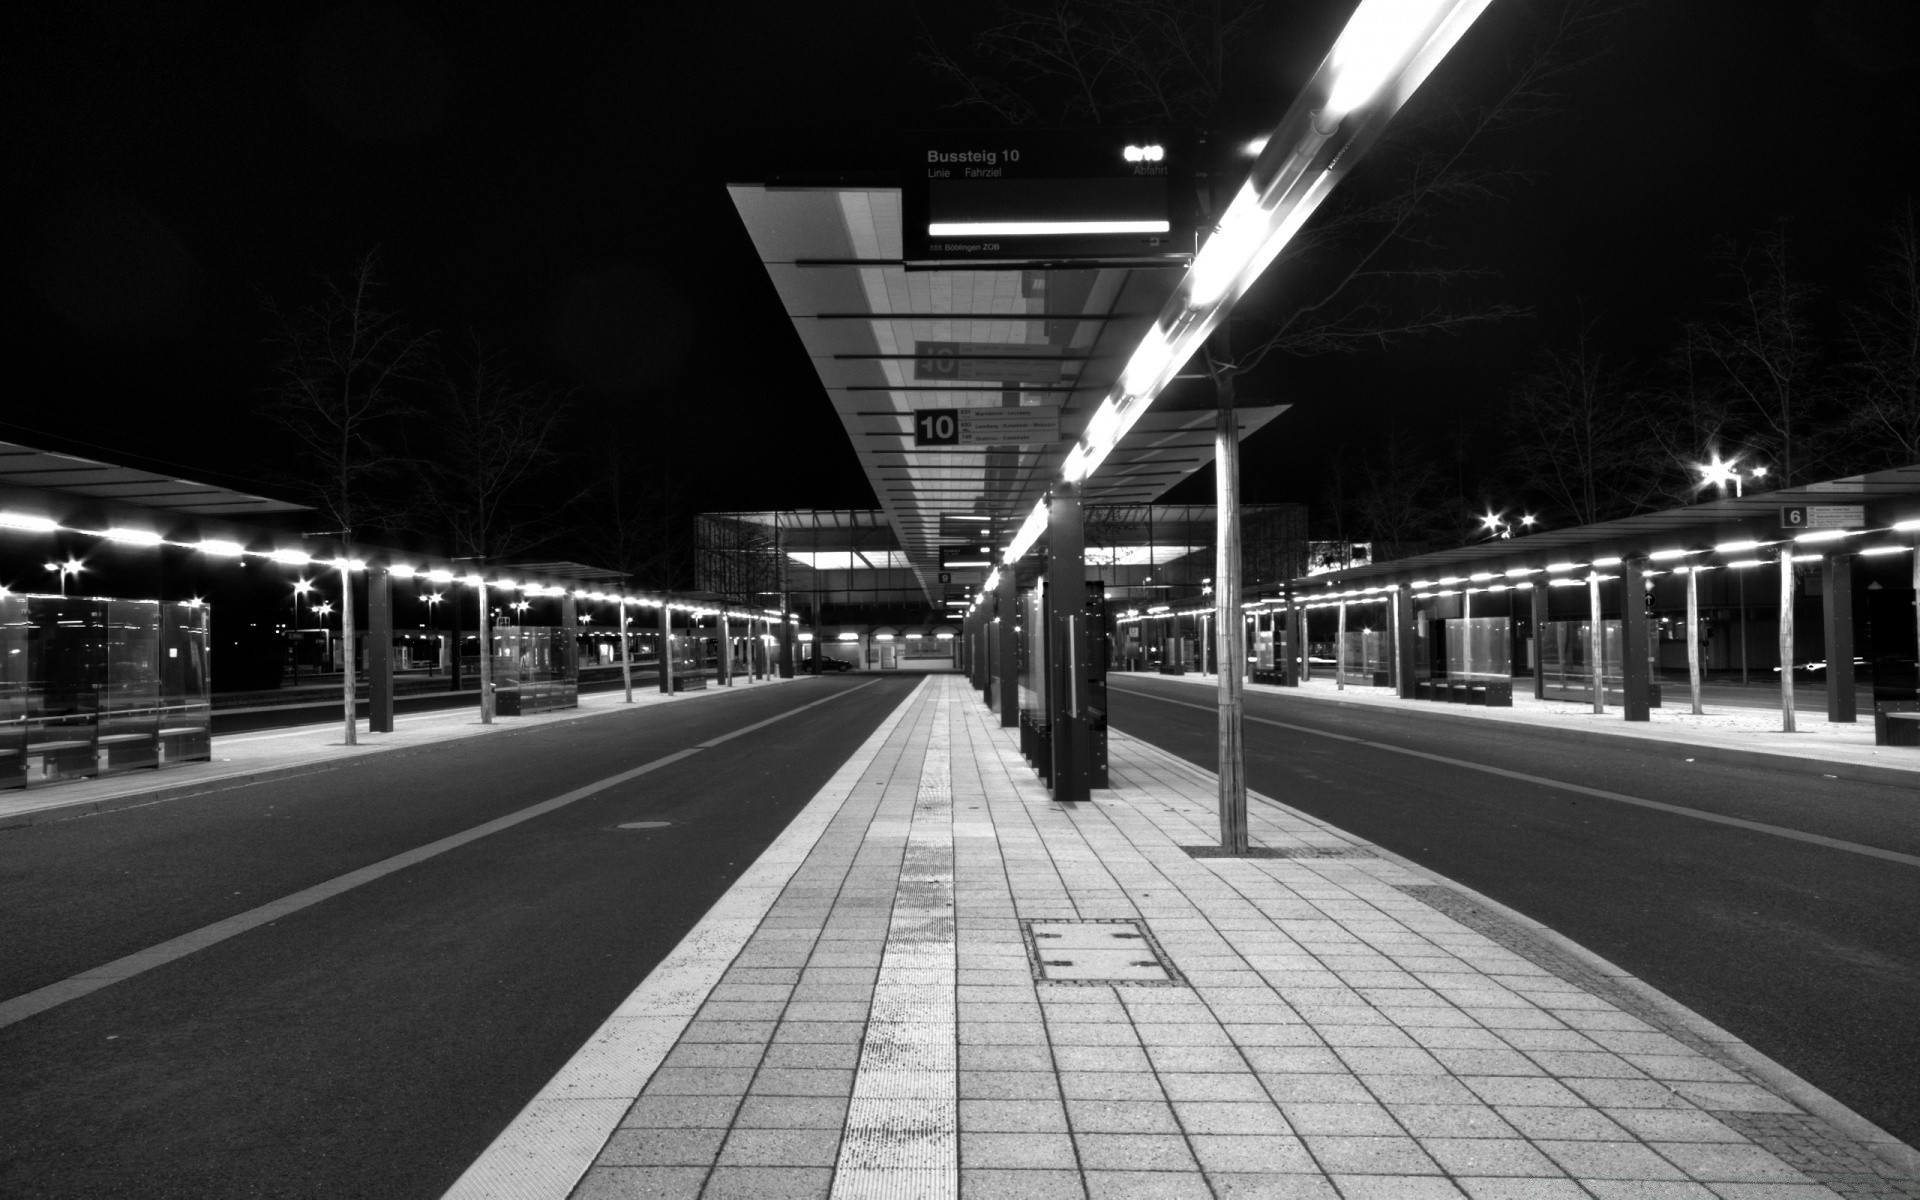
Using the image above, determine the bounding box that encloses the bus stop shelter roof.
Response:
[0,438,308,517]
[728,184,1286,601]
[1287,464,1920,595]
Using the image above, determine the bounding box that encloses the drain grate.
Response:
[1020,918,1186,986]
[1182,844,1375,860]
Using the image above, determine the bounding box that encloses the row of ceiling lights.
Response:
[0,510,789,623]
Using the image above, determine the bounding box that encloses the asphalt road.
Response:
[1108,674,1920,1153]
[0,674,919,1200]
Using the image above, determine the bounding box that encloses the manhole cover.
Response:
[615,821,672,831]
[1020,918,1185,986]
[1182,844,1374,859]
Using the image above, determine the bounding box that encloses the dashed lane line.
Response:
[0,680,884,1031]
[1113,679,1920,870]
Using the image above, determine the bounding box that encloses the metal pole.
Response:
[1686,567,1703,715]
[1214,397,1248,856]
[477,579,493,724]
[1739,569,1749,687]
[1335,599,1347,691]
[1587,572,1604,714]
[618,599,633,701]
[341,555,358,744]
[660,599,674,694]
[1779,550,1796,732]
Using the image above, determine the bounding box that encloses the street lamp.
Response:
[1697,454,1769,497]
[43,558,83,596]
[1477,512,1535,540]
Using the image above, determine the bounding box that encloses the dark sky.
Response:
[5,1,1917,535]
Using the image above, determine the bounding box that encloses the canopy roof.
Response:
[0,438,307,517]
[728,185,1286,601]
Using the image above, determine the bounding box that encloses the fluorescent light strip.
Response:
[927,220,1170,237]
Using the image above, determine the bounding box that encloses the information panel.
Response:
[914,408,1061,447]
[904,129,1191,266]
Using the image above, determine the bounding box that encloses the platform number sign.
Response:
[1780,504,1865,530]
[914,408,960,446]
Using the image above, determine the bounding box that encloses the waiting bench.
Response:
[1875,701,1920,747]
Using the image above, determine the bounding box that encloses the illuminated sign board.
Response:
[904,130,1191,267]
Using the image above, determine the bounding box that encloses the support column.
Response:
[996,565,1018,727]
[778,610,794,678]
[561,592,580,703]
[1215,398,1248,854]
[1530,581,1549,700]
[477,579,494,724]
[340,556,358,744]
[1048,485,1088,804]
[618,599,633,702]
[1282,583,1298,686]
[716,609,732,687]
[1621,556,1651,722]
[1396,588,1419,699]
[1779,550,1797,732]
[1587,572,1605,714]
[368,566,394,733]
[659,599,674,695]
[1335,600,1347,691]
[1686,568,1703,714]
[1823,552,1856,723]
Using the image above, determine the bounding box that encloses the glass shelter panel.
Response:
[159,603,212,767]
[1445,618,1511,682]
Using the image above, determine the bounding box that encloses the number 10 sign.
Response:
[913,408,1061,447]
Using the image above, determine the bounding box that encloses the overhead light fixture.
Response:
[105,527,164,546]
[1793,529,1851,543]
[270,549,311,565]
[1715,540,1759,554]
[196,539,245,557]
[0,512,59,533]
[1003,501,1049,564]
[389,564,416,578]
[427,568,454,583]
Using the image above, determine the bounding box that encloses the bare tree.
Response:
[413,337,574,562]
[1349,423,1459,557]
[1642,321,1735,505]
[1697,226,1828,485]
[264,250,431,540]
[578,449,695,592]
[1839,204,1920,468]
[1506,319,1655,526]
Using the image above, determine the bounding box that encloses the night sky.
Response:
[5,1,1917,542]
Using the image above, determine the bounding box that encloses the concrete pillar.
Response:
[1396,588,1419,699]
[618,599,633,702]
[340,558,358,744]
[1214,397,1247,855]
[1530,581,1549,700]
[1685,569,1703,714]
[996,565,1018,727]
[659,600,673,695]
[368,567,394,733]
[561,592,580,702]
[1335,600,1347,691]
[1823,552,1855,723]
[1048,485,1089,804]
[1779,551,1796,732]
[1587,573,1604,714]
[1282,583,1298,686]
[477,580,494,723]
[715,609,732,687]
[779,609,794,678]
[1621,557,1651,722]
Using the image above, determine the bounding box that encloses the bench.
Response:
[1875,701,1920,747]
[1157,663,1187,676]
[671,674,707,692]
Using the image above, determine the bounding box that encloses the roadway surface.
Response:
[1109,673,1920,1153]
[0,674,919,1200]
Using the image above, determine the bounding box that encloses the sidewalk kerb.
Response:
[440,676,933,1200]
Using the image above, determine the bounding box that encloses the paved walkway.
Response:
[1139,671,1920,782]
[448,674,1919,1200]
[0,673,793,828]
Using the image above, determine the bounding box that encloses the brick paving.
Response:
[551,674,1915,1200]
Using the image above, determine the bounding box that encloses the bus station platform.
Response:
[0,674,792,831]
[447,675,1918,1200]
[1135,671,1920,788]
